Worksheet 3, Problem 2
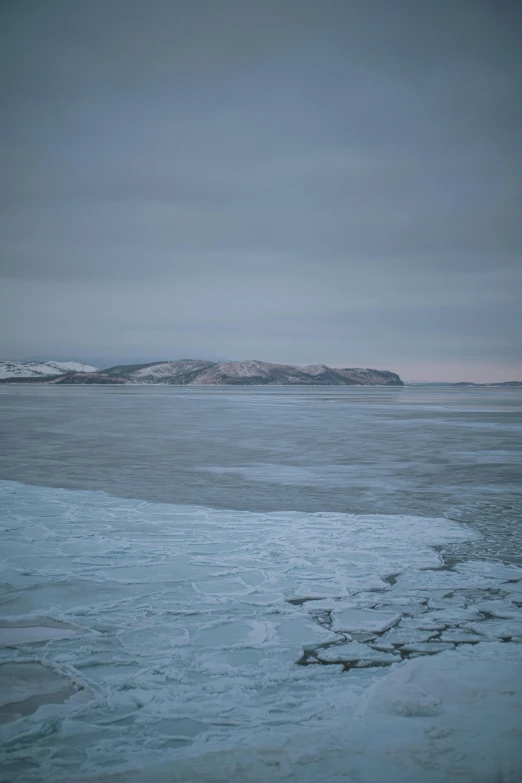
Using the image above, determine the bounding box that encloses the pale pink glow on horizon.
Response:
[354,361,522,384]
[325,359,522,384]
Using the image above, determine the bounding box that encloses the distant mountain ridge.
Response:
[0,360,98,380]
[50,359,404,386]
[2,360,520,386]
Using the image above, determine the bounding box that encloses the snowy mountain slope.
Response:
[0,360,98,380]
[101,360,404,386]
[192,360,307,384]
[44,361,98,374]
[335,367,404,385]
[0,359,404,385]
[99,360,217,383]
[130,360,216,382]
[191,361,403,385]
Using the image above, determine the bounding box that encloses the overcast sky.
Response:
[1,0,521,381]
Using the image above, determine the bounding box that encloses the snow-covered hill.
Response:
[96,360,404,386]
[191,361,403,386]
[0,359,404,385]
[0,361,98,380]
[104,360,216,383]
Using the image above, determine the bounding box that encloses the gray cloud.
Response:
[1,0,521,380]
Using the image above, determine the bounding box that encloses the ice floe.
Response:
[0,662,90,725]
[0,480,521,782]
[331,608,401,634]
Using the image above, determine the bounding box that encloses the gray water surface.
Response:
[1,384,521,561]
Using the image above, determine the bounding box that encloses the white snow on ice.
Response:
[0,481,521,782]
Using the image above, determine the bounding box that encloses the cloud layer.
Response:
[1,0,521,380]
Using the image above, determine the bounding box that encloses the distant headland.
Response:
[0,359,404,386]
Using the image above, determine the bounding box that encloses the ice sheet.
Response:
[80,645,522,783]
[0,480,521,783]
[331,608,401,634]
[0,662,89,724]
[0,622,84,646]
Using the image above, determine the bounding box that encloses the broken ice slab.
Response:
[195,620,259,647]
[428,607,484,623]
[296,598,347,611]
[399,616,447,631]
[439,629,481,643]
[379,628,437,645]
[400,641,455,653]
[0,568,52,589]
[372,593,428,609]
[462,620,522,639]
[470,599,522,619]
[316,641,399,664]
[197,648,266,669]
[0,662,88,723]
[193,578,252,596]
[239,592,284,606]
[0,619,85,647]
[298,596,376,612]
[289,583,351,598]
[150,717,208,739]
[502,581,522,594]
[331,608,401,634]
[118,623,189,653]
[369,642,396,652]
[455,561,522,582]
[275,617,341,647]
[0,578,159,615]
[374,602,428,616]
[393,570,494,593]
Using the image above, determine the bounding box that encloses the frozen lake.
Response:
[0,385,521,782]
[1,385,522,559]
